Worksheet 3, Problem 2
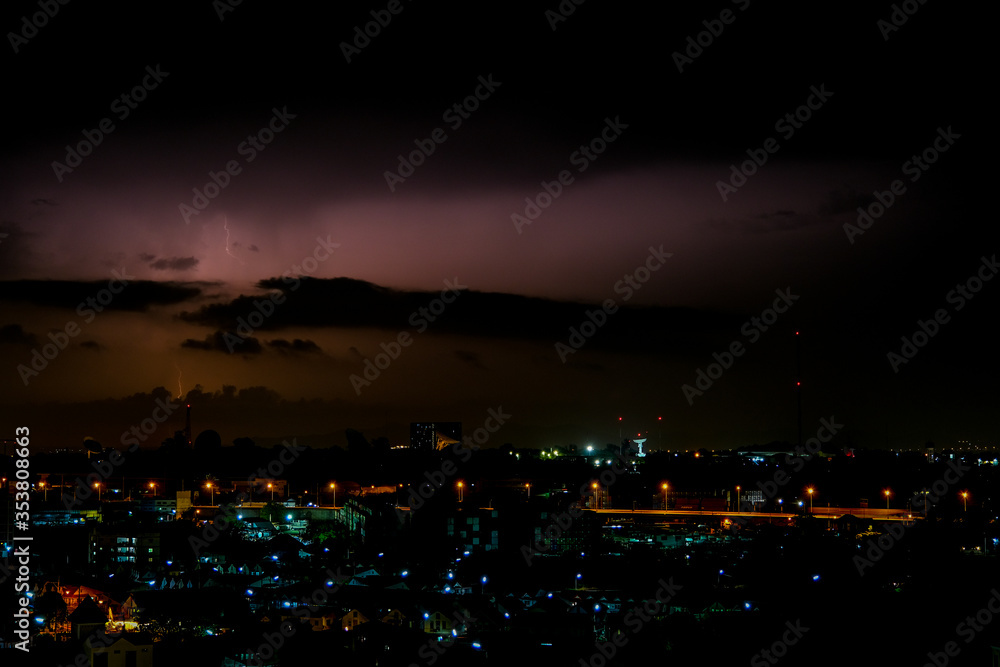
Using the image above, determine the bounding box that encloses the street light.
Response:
[735,485,741,511]
[526,482,531,498]
[807,487,814,513]
[661,483,668,510]
[206,482,214,506]
[329,482,336,508]
[576,573,582,590]
[268,483,274,501]
[94,481,101,501]
[592,482,599,509]
[39,481,47,501]
[457,481,464,502]
[961,491,968,512]
[884,488,891,510]
[149,482,156,496]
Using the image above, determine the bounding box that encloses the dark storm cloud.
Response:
[707,210,820,235]
[818,187,870,216]
[149,256,200,271]
[181,331,263,355]
[0,280,202,310]
[178,276,738,354]
[0,324,38,346]
[267,338,323,355]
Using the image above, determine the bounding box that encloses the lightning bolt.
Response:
[224,216,244,264]
[175,363,184,399]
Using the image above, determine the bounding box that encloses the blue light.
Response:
[286,514,292,520]
[593,604,600,612]
[812,575,820,581]
[547,593,553,598]
[447,572,454,579]
[481,576,487,584]
[35,617,44,625]
[246,589,254,595]
[445,586,452,593]
[378,552,384,557]
[719,569,724,575]
[504,612,510,618]
[401,570,409,577]
[423,613,430,619]
[744,602,751,609]
[452,629,457,637]
[283,602,291,608]
[473,642,482,649]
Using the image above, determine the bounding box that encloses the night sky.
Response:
[0,1,992,452]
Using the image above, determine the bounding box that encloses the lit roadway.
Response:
[591,508,921,521]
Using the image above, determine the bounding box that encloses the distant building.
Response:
[89,527,160,568]
[410,422,462,451]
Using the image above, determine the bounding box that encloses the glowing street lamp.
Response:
[94,481,101,501]
[884,488,891,510]
[735,485,741,511]
[592,482,600,509]
[329,482,336,508]
[39,481,47,501]
[575,573,582,590]
[661,483,668,510]
[457,481,464,502]
[148,482,156,496]
[206,482,214,506]
[525,482,531,498]
[267,483,275,501]
[807,487,814,513]
[961,491,968,512]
